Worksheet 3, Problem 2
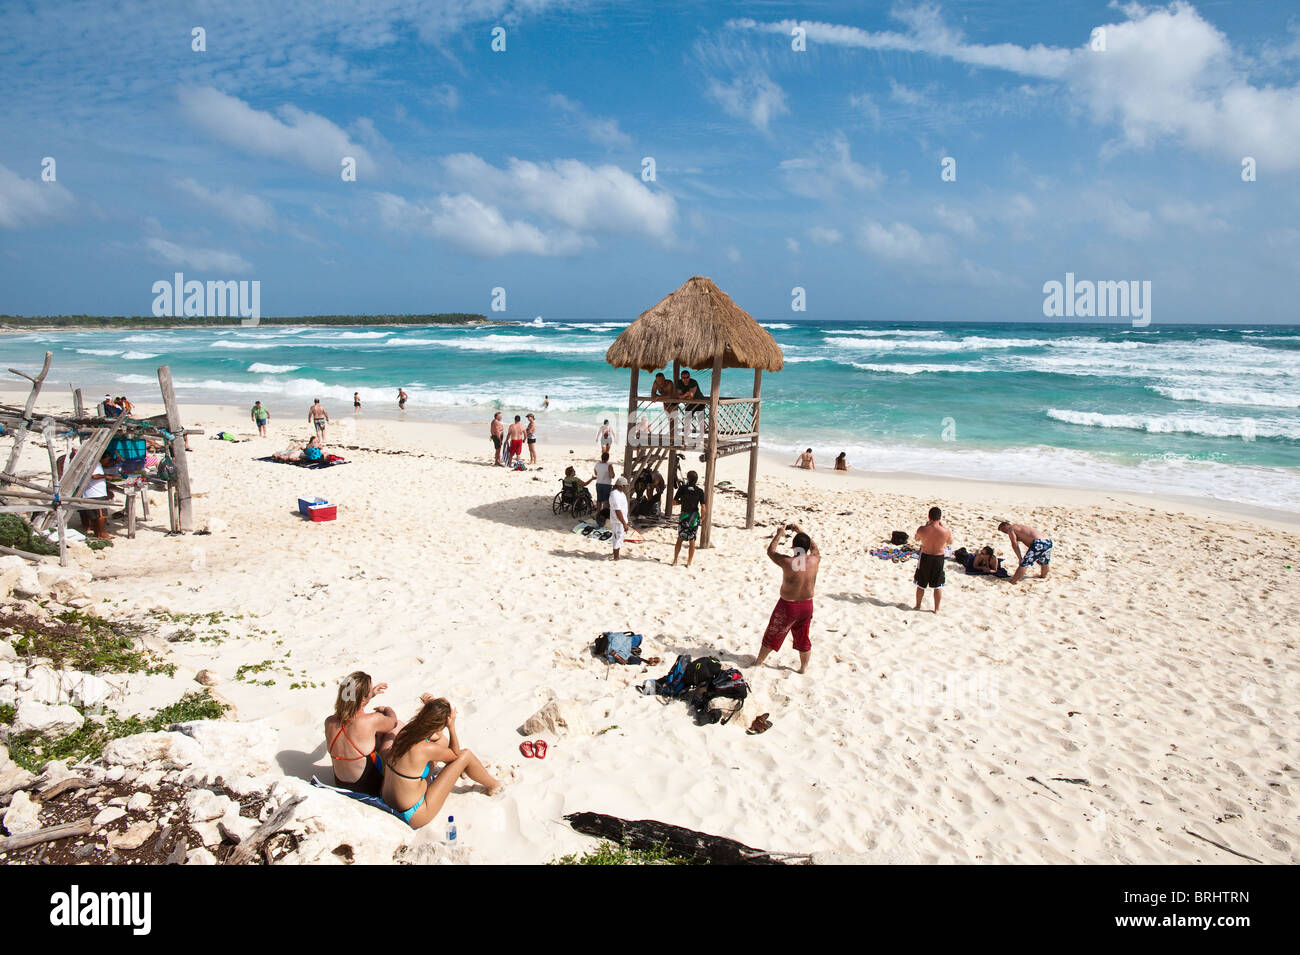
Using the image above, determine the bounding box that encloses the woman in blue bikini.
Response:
[381,695,503,828]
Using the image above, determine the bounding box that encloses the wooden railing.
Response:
[625,396,758,449]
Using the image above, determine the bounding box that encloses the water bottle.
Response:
[446,815,457,843]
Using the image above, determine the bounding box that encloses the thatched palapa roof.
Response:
[605,276,785,373]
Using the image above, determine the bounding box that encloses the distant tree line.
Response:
[0,314,491,329]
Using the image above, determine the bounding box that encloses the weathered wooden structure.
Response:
[605,276,784,548]
[0,353,200,564]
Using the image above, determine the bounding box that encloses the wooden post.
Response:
[701,352,724,549]
[622,367,639,479]
[746,369,762,529]
[72,387,84,419]
[156,366,194,531]
[666,360,680,518]
[2,351,52,480]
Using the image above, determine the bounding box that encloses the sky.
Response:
[0,0,1298,324]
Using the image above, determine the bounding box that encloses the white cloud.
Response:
[430,84,461,111]
[0,162,74,228]
[779,134,883,198]
[726,246,743,263]
[807,225,843,246]
[546,94,633,148]
[442,154,676,240]
[934,203,978,237]
[706,71,789,132]
[732,4,1300,169]
[145,237,252,273]
[858,219,949,265]
[178,87,378,177]
[175,178,276,230]
[785,237,800,254]
[375,192,585,257]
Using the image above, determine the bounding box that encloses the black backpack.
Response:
[684,656,722,688]
[890,530,909,546]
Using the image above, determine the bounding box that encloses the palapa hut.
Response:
[605,276,784,548]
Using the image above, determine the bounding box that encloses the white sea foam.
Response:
[765,439,1300,513]
[121,351,158,360]
[1046,409,1299,440]
[248,363,301,374]
[75,348,122,356]
[850,362,988,375]
[1149,385,1300,409]
[210,341,283,351]
[831,328,946,338]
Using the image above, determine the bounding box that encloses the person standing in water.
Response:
[353,392,362,414]
[397,388,408,411]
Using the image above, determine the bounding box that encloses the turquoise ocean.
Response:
[4,319,1299,513]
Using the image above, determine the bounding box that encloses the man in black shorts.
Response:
[913,505,952,612]
[672,470,706,567]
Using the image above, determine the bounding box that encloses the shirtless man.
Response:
[1000,521,1053,582]
[489,412,505,465]
[307,398,329,446]
[913,505,953,612]
[793,448,815,470]
[597,419,615,455]
[506,415,527,467]
[755,522,821,674]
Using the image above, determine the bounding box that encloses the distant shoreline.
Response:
[0,314,494,332]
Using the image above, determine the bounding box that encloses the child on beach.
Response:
[381,695,502,828]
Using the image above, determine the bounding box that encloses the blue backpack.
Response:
[652,654,692,697]
[595,631,642,664]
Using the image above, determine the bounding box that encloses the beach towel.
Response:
[256,455,348,470]
[869,546,917,562]
[310,775,403,820]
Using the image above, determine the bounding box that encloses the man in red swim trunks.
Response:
[755,521,820,674]
[506,415,526,467]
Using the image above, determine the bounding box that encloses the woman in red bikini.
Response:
[323,671,400,797]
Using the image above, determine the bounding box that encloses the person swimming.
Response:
[323,671,400,797]
[380,695,503,828]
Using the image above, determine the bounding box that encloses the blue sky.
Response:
[1,0,1297,323]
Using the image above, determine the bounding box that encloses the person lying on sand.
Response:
[271,435,322,463]
[1000,520,1052,582]
[793,448,815,470]
[972,546,999,574]
[913,506,953,612]
[755,522,820,674]
[381,695,502,829]
[324,672,400,797]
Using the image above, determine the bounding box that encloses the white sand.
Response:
[7,388,1299,864]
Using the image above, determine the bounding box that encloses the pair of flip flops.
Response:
[746,713,773,735]
[519,740,548,759]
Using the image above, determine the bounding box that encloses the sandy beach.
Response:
[4,384,1297,865]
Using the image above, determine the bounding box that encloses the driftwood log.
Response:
[226,795,306,865]
[0,816,93,853]
[564,812,810,865]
